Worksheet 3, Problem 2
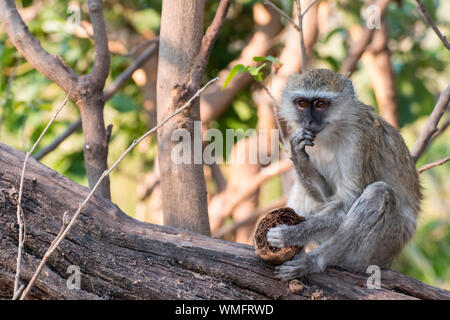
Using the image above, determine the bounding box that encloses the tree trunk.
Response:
[78,90,111,199]
[1,143,449,300]
[156,0,210,235]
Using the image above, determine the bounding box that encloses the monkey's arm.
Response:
[290,130,332,202]
[267,201,345,248]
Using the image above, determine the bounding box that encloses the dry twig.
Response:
[189,0,231,89]
[12,85,72,300]
[295,0,307,72]
[410,84,450,163]
[257,81,287,147]
[414,0,450,50]
[19,78,218,300]
[263,0,300,32]
[418,156,450,174]
[430,118,450,142]
[263,0,320,72]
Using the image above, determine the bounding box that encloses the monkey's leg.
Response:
[274,181,401,281]
[290,130,332,202]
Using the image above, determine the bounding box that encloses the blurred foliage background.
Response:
[0,0,449,289]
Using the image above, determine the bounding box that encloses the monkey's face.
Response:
[280,70,356,135]
[292,97,330,134]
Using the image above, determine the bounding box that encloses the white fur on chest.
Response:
[287,132,361,216]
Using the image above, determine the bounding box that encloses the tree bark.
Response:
[1,143,449,300]
[156,0,211,235]
[78,91,111,199]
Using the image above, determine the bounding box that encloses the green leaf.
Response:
[248,63,266,82]
[249,63,266,75]
[222,64,248,90]
[265,55,283,65]
[252,55,282,65]
[252,56,266,62]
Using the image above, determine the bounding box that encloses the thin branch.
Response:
[263,0,301,32]
[138,171,161,201]
[189,0,231,89]
[115,39,157,58]
[209,162,227,193]
[12,85,72,300]
[302,0,321,18]
[19,78,218,300]
[418,156,450,174]
[86,0,110,85]
[33,118,82,161]
[295,0,307,72]
[104,39,159,100]
[430,117,450,142]
[414,0,450,50]
[410,84,450,163]
[34,40,159,161]
[264,0,320,73]
[256,81,287,148]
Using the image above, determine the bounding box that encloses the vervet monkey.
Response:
[267,69,421,281]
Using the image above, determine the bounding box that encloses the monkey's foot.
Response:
[275,254,316,281]
[266,224,291,248]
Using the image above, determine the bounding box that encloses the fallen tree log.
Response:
[0,143,449,300]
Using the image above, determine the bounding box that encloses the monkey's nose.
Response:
[303,123,321,134]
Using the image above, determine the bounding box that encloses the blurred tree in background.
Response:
[0,0,448,289]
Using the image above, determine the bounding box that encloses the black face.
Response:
[292,97,330,133]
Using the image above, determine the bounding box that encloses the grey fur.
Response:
[267,69,421,281]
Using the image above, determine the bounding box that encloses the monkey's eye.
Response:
[314,99,328,110]
[294,99,308,110]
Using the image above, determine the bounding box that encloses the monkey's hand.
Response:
[290,129,316,161]
[275,253,318,281]
[267,223,310,248]
[289,129,332,202]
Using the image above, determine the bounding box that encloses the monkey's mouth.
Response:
[303,126,324,135]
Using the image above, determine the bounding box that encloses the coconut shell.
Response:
[253,207,305,265]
